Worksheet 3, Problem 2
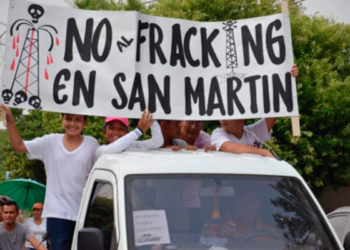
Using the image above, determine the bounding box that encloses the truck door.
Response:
[72,169,118,250]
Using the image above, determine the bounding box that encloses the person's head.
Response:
[159,120,181,140]
[32,202,43,219]
[0,197,11,222]
[61,113,88,137]
[103,117,129,144]
[2,200,19,226]
[219,119,246,133]
[180,121,204,144]
[232,187,260,220]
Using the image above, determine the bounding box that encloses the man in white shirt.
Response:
[211,64,299,157]
[1,105,99,250]
[211,118,276,157]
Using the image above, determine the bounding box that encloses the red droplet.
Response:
[12,37,16,49]
[16,47,19,57]
[17,33,20,43]
[10,58,15,71]
[49,53,54,64]
[56,37,60,46]
[45,68,49,80]
[47,55,50,65]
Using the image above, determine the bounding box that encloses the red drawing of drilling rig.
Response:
[2,4,59,110]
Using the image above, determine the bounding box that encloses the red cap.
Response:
[104,117,129,128]
[32,202,43,209]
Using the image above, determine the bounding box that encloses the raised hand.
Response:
[137,110,153,133]
[0,104,13,121]
[290,64,299,78]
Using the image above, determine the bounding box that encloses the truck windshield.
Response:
[125,175,340,250]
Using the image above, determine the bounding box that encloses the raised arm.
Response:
[220,141,274,158]
[0,104,28,153]
[95,129,143,159]
[130,121,164,149]
[95,110,154,159]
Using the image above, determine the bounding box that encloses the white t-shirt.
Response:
[24,134,99,221]
[25,217,47,248]
[211,119,271,151]
[95,121,164,159]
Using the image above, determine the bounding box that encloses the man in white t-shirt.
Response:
[0,104,99,250]
[211,118,275,157]
[212,64,299,157]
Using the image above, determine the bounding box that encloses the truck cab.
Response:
[71,149,342,250]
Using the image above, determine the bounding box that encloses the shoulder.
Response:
[83,136,99,146]
[246,119,266,129]
[28,133,62,142]
[25,217,34,224]
[199,131,211,138]
[211,128,228,137]
[17,222,30,231]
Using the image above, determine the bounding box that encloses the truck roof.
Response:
[94,149,301,179]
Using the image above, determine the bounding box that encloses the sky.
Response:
[0,0,349,130]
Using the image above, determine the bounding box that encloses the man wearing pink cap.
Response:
[95,110,163,158]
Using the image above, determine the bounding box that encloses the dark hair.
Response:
[3,200,19,212]
[0,196,10,208]
[61,113,88,121]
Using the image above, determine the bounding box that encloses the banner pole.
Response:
[281,1,301,136]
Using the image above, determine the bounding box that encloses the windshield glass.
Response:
[125,175,340,250]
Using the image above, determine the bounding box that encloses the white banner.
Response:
[1,0,298,120]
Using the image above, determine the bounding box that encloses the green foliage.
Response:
[1,0,349,195]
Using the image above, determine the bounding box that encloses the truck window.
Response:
[125,175,340,250]
[84,182,115,250]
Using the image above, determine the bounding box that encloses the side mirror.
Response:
[78,228,104,250]
[344,232,350,250]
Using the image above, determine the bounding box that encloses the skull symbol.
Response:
[29,96,42,110]
[28,4,45,24]
[13,91,28,106]
[2,89,13,104]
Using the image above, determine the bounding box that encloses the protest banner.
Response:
[1,0,299,121]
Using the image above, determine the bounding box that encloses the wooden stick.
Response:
[281,1,301,136]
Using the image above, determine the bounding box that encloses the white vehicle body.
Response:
[328,206,350,246]
[71,149,343,250]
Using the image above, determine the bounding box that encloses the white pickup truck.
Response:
[71,149,343,250]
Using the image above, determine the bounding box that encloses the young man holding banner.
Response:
[0,104,99,250]
[211,64,299,157]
